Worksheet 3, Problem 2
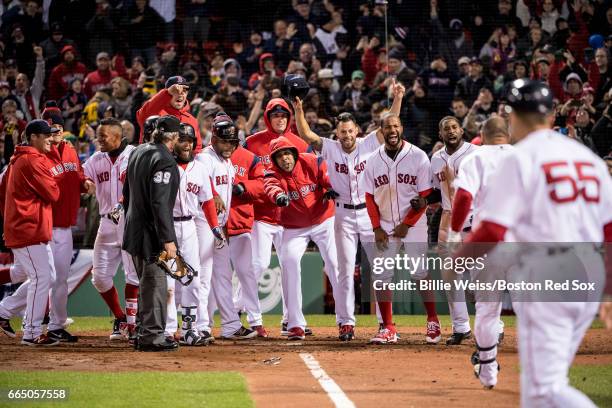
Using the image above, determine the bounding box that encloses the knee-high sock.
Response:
[100,286,125,319]
[125,283,138,326]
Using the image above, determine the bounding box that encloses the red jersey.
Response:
[136,89,202,153]
[245,98,310,224]
[0,146,59,248]
[263,136,334,229]
[47,141,89,228]
[226,146,266,236]
[83,69,118,99]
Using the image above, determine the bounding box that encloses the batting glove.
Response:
[211,226,227,249]
[232,183,246,196]
[323,189,340,201]
[275,194,290,207]
[109,203,124,225]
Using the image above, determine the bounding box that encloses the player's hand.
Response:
[323,189,340,201]
[84,179,96,195]
[410,196,427,211]
[213,195,226,214]
[374,227,389,251]
[109,203,123,225]
[163,241,177,259]
[391,79,406,99]
[168,83,187,96]
[276,193,290,207]
[292,97,304,114]
[33,45,43,58]
[211,226,227,249]
[232,183,246,196]
[392,223,409,238]
[600,301,612,329]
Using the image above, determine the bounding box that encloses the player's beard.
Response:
[384,132,401,150]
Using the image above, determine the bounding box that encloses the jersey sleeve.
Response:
[599,161,612,227]
[83,156,95,180]
[454,154,481,197]
[197,165,214,203]
[362,130,380,153]
[319,137,338,161]
[417,152,433,193]
[362,154,376,194]
[478,152,525,228]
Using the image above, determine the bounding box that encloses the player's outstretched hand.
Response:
[323,189,340,201]
[276,193,290,207]
[410,196,427,211]
[392,223,409,238]
[374,227,389,251]
[232,183,246,196]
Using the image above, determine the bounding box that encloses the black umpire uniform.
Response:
[122,115,180,351]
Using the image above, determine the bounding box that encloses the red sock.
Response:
[0,268,11,284]
[124,284,139,326]
[377,288,394,330]
[100,287,126,319]
[418,286,438,320]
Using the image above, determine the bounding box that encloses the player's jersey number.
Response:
[542,161,600,203]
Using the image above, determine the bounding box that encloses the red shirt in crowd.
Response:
[83,69,118,99]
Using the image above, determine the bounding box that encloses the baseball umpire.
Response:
[122,115,181,352]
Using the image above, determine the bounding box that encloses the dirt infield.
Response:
[1,327,611,407]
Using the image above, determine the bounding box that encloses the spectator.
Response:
[120,119,136,144]
[370,47,416,101]
[312,10,347,65]
[297,42,321,80]
[125,57,146,88]
[315,68,337,119]
[0,99,26,161]
[463,87,496,137]
[590,47,611,106]
[58,78,87,136]
[451,97,469,123]
[83,52,118,99]
[84,1,116,66]
[419,55,457,121]
[0,81,20,109]
[454,57,492,105]
[265,19,299,70]
[457,56,471,78]
[40,23,75,74]
[12,46,45,122]
[480,28,517,76]
[539,0,562,36]
[288,0,315,44]
[563,72,584,102]
[248,53,283,90]
[125,0,163,66]
[47,45,88,101]
[109,77,132,120]
[335,69,371,124]
[432,13,474,76]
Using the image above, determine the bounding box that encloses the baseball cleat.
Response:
[199,330,215,344]
[305,327,313,336]
[252,325,269,338]
[498,332,505,345]
[287,327,305,341]
[473,356,500,389]
[338,325,355,341]
[446,330,472,345]
[109,318,126,341]
[136,338,179,352]
[426,318,442,344]
[64,317,74,327]
[47,329,78,343]
[370,327,398,344]
[281,322,290,336]
[379,323,401,339]
[0,317,16,338]
[180,329,207,346]
[222,326,257,340]
[21,334,60,347]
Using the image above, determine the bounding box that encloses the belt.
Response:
[173,216,193,221]
[335,202,366,210]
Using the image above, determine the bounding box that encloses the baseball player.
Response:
[195,113,257,340]
[456,80,611,402]
[264,136,342,340]
[430,116,479,345]
[162,123,218,346]
[228,144,268,337]
[449,117,513,373]
[244,98,311,335]
[83,118,139,340]
[290,80,406,341]
[0,112,94,341]
[0,120,60,345]
[363,113,441,344]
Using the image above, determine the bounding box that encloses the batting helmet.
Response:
[179,123,197,149]
[143,115,160,142]
[212,112,239,141]
[505,79,553,115]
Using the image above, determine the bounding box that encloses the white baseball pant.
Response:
[514,249,603,408]
[251,220,288,323]
[14,243,56,340]
[195,217,214,333]
[279,217,340,331]
[175,219,202,335]
[0,228,73,331]
[334,205,377,326]
[229,233,263,327]
[91,217,139,292]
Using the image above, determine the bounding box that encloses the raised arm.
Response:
[291,97,322,151]
[375,79,406,144]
